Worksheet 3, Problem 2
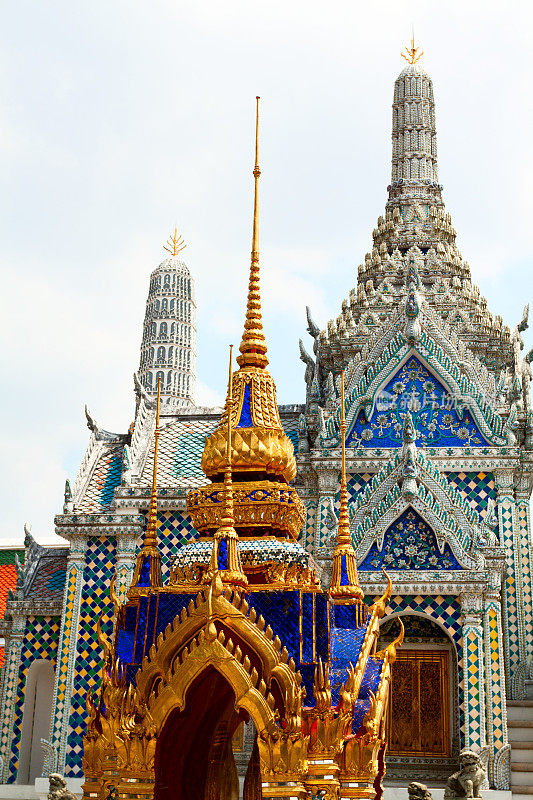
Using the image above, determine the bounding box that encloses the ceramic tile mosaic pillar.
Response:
[315,466,339,552]
[0,614,26,782]
[494,469,525,692]
[63,536,117,777]
[482,552,510,789]
[115,532,138,601]
[48,535,88,776]
[515,475,533,662]
[460,592,486,752]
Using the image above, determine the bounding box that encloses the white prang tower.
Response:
[138,230,197,408]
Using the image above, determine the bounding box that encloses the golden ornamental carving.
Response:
[201,425,297,482]
[187,479,304,538]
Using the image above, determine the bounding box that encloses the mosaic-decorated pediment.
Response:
[358,508,463,571]
[347,356,487,448]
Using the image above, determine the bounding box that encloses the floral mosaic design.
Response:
[358,508,463,570]
[347,357,487,448]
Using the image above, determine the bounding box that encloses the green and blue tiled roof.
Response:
[76,412,300,511]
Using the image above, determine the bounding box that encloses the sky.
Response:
[1,1,532,543]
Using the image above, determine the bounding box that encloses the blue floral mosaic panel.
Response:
[347,356,487,448]
[359,508,463,570]
[8,617,60,782]
[65,537,116,778]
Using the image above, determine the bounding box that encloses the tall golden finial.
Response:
[128,378,162,595]
[237,96,268,370]
[401,32,423,65]
[205,346,247,588]
[329,372,364,615]
[163,228,187,257]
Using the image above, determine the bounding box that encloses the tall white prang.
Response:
[138,254,197,408]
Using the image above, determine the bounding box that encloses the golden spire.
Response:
[163,228,187,257]
[205,346,247,588]
[128,378,162,595]
[401,32,423,65]
[237,96,268,370]
[329,372,364,613]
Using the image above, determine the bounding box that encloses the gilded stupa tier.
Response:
[201,367,297,482]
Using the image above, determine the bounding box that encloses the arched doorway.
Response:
[379,614,459,781]
[154,667,257,800]
[18,659,55,784]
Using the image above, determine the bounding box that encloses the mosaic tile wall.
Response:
[157,511,198,578]
[64,537,116,778]
[316,474,372,550]
[447,471,496,518]
[8,617,60,782]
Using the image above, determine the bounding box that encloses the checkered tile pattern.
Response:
[52,564,83,760]
[157,511,198,577]
[317,474,372,550]
[8,617,60,781]
[65,537,116,778]
[78,444,123,511]
[447,471,496,517]
[500,497,520,678]
[517,502,533,649]
[372,593,466,747]
[302,501,317,551]
[486,604,505,749]
[463,625,485,749]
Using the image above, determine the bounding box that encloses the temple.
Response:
[0,46,531,798]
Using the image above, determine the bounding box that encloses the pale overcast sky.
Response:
[1,1,532,543]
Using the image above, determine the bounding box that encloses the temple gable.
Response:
[358,507,463,570]
[347,356,487,448]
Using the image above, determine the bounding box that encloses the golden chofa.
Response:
[201,368,297,482]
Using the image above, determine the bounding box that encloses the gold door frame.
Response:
[386,648,450,758]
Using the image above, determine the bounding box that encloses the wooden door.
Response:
[386,649,450,757]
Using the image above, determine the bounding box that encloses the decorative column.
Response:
[315,465,340,554]
[514,472,533,666]
[0,613,26,782]
[47,533,88,776]
[115,532,138,601]
[460,592,486,751]
[483,552,510,789]
[494,468,524,692]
